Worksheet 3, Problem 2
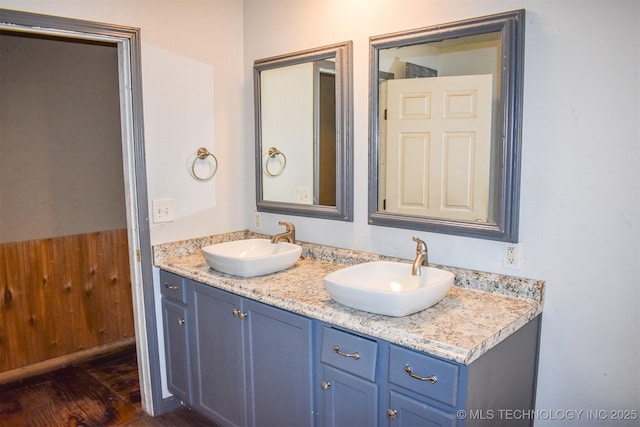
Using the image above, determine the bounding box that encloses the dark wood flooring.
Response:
[0,345,216,426]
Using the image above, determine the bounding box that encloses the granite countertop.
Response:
[154,231,544,365]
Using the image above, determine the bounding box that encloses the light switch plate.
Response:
[296,187,312,204]
[153,199,175,223]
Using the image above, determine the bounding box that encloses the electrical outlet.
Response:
[504,243,522,270]
[254,212,262,229]
[152,199,175,223]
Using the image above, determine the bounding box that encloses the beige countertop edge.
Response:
[156,252,543,366]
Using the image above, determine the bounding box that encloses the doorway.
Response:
[0,9,161,414]
[0,29,134,368]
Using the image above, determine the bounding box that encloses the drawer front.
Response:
[388,345,459,407]
[160,270,187,304]
[321,327,378,382]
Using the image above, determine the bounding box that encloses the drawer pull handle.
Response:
[333,345,360,360]
[232,309,247,319]
[404,365,437,383]
[320,381,331,391]
[164,283,178,291]
[386,409,398,420]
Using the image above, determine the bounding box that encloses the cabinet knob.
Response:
[232,308,247,319]
[386,409,398,420]
[164,283,178,291]
[320,381,331,391]
[178,318,185,325]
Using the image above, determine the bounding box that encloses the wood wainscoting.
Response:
[0,229,135,375]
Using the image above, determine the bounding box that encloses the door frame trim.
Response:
[0,8,169,414]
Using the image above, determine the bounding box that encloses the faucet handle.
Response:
[412,236,427,253]
[278,221,294,232]
[276,221,296,243]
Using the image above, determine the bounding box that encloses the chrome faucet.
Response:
[411,236,428,275]
[271,221,296,244]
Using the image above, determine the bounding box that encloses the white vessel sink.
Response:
[324,261,454,317]
[201,239,302,277]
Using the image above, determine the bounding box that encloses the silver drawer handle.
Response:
[404,365,437,383]
[333,345,360,360]
[164,283,178,291]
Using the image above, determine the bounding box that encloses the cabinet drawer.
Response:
[321,327,377,381]
[160,270,187,303]
[388,345,459,407]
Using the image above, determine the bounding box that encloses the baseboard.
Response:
[156,395,184,415]
[0,337,136,384]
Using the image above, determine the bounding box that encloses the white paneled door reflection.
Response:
[384,74,493,222]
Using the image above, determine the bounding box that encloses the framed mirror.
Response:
[368,10,525,242]
[254,41,353,221]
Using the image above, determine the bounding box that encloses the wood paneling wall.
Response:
[0,229,134,373]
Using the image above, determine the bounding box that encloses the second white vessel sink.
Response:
[324,261,454,317]
[202,239,302,277]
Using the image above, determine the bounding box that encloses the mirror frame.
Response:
[368,10,525,242]
[254,41,353,221]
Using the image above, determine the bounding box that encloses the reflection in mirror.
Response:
[369,10,525,241]
[255,41,353,221]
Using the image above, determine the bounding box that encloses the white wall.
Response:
[261,62,314,203]
[0,0,246,245]
[2,0,638,424]
[0,33,126,242]
[244,0,639,425]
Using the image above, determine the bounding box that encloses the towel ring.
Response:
[191,147,218,181]
[264,147,286,177]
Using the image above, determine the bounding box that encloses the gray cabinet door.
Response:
[244,298,314,427]
[190,282,247,427]
[162,299,191,402]
[318,365,379,427]
[387,390,456,427]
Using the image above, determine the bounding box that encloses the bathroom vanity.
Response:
[155,233,544,427]
[161,270,313,426]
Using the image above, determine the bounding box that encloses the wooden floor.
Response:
[0,345,216,426]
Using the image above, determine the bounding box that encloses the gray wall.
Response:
[0,32,126,243]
